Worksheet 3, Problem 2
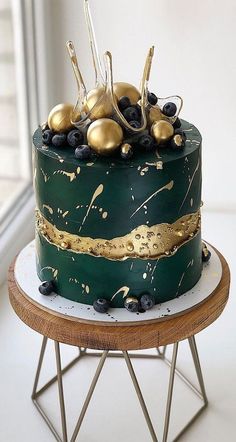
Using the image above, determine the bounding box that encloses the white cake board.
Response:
[14,240,222,326]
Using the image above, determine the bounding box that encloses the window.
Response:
[0,0,46,282]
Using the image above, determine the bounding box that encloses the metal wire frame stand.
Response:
[31,335,208,442]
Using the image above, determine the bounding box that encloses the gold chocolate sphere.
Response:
[87,118,123,155]
[173,134,183,147]
[48,103,80,133]
[84,86,113,120]
[124,296,139,312]
[151,120,174,145]
[121,143,132,158]
[113,82,141,104]
[148,106,162,125]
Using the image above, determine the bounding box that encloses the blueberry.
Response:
[138,134,154,151]
[123,106,139,122]
[148,92,158,106]
[93,298,111,313]
[52,133,67,148]
[134,104,142,117]
[173,117,181,129]
[140,293,155,311]
[75,145,92,160]
[42,129,54,145]
[118,96,131,111]
[124,297,139,313]
[129,120,141,129]
[39,280,55,296]
[67,129,83,147]
[162,102,177,117]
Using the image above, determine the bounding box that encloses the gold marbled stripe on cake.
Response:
[36,209,201,261]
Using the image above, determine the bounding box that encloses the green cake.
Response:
[33,4,210,314]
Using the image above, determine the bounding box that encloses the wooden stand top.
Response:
[8,246,230,350]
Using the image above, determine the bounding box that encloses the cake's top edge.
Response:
[33,119,201,168]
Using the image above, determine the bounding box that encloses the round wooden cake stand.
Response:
[8,245,230,442]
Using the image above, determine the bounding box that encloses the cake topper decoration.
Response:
[43,0,186,157]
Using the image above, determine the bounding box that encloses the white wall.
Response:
[42,0,236,211]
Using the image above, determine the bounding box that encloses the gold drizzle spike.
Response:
[36,209,201,261]
[67,42,113,125]
[104,49,154,133]
[66,41,87,124]
[83,0,105,86]
[139,46,154,108]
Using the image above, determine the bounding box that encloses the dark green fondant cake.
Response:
[34,119,203,309]
[33,7,210,313]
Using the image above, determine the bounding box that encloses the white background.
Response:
[42,0,236,211]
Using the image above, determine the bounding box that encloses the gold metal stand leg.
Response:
[157,346,167,358]
[32,335,48,398]
[162,342,179,442]
[123,351,158,442]
[31,336,208,442]
[54,341,68,442]
[188,336,208,404]
[171,336,208,442]
[70,350,108,442]
[32,337,64,441]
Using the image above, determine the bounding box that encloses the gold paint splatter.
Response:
[62,211,69,218]
[53,166,80,182]
[140,166,149,176]
[86,162,94,166]
[146,161,163,170]
[143,272,147,279]
[102,211,108,219]
[69,277,80,284]
[40,168,50,183]
[40,266,58,278]
[190,198,193,207]
[179,157,200,212]
[111,286,130,301]
[51,152,64,163]
[79,184,104,232]
[43,204,53,214]
[130,180,174,219]
[175,260,193,296]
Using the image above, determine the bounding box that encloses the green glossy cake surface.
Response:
[34,119,203,307]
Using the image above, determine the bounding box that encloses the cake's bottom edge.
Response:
[36,229,203,308]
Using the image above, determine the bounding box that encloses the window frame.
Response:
[0,0,48,283]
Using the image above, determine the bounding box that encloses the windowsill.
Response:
[0,185,34,286]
